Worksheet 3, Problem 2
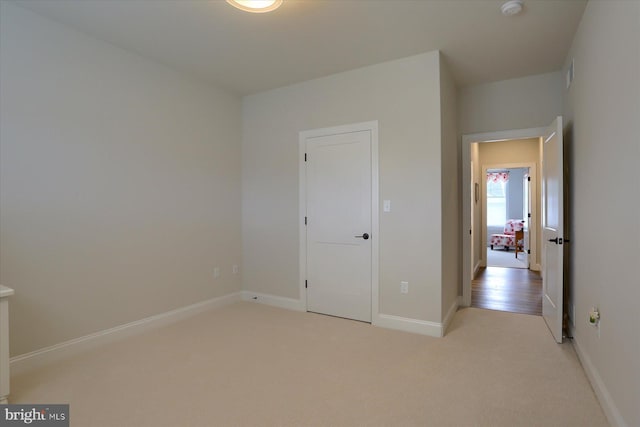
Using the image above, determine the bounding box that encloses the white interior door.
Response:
[542,116,564,343]
[305,130,372,322]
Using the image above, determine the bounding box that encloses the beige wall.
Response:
[439,56,460,317]
[562,1,639,426]
[459,71,563,135]
[476,138,542,269]
[0,3,242,356]
[242,52,446,323]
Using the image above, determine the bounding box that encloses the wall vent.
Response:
[566,58,575,89]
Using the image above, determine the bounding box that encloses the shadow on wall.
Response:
[563,121,574,335]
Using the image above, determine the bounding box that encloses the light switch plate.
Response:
[400,281,408,294]
[383,200,391,212]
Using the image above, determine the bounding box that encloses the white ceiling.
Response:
[13,0,587,95]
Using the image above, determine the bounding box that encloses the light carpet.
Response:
[10,303,608,427]
[487,246,528,269]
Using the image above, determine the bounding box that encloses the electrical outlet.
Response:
[400,281,409,294]
[213,267,220,279]
[588,307,600,326]
[232,265,239,275]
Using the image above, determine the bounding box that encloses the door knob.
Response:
[355,233,370,240]
[548,237,559,244]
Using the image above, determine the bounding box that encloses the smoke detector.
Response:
[501,0,524,16]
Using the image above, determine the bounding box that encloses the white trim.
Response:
[241,291,305,312]
[544,131,556,144]
[441,297,460,336]
[373,314,443,337]
[0,285,14,298]
[299,130,307,309]
[531,263,541,272]
[571,334,629,427]
[370,124,380,323]
[10,292,241,375]
[299,121,380,321]
[0,289,13,404]
[242,290,456,339]
[462,126,547,307]
[473,260,483,277]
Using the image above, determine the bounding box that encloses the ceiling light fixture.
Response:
[501,0,524,16]
[226,0,283,13]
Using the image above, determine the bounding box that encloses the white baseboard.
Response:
[571,332,628,427]
[241,291,305,312]
[10,292,241,376]
[442,297,460,336]
[373,314,442,337]
[241,291,452,338]
[531,263,541,272]
[473,261,482,277]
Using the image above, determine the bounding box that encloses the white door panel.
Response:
[305,130,372,322]
[542,116,564,343]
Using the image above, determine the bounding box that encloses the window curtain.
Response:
[487,172,509,183]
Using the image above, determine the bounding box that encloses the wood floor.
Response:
[472,267,542,316]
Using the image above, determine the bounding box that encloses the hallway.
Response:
[471,267,542,316]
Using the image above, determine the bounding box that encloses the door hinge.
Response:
[528,213,531,218]
[305,280,308,289]
[304,153,307,162]
[304,216,307,225]
[528,249,531,254]
[528,176,531,182]
[469,229,472,235]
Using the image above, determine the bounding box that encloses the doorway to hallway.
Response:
[463,118,566,340]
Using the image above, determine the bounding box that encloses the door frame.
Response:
[299,121,379,317]
[481,162,537,270]
[462,126,546,307]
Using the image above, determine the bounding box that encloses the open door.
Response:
[542,116,564,343]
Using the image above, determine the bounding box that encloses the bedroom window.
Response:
[487,172,508,227]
